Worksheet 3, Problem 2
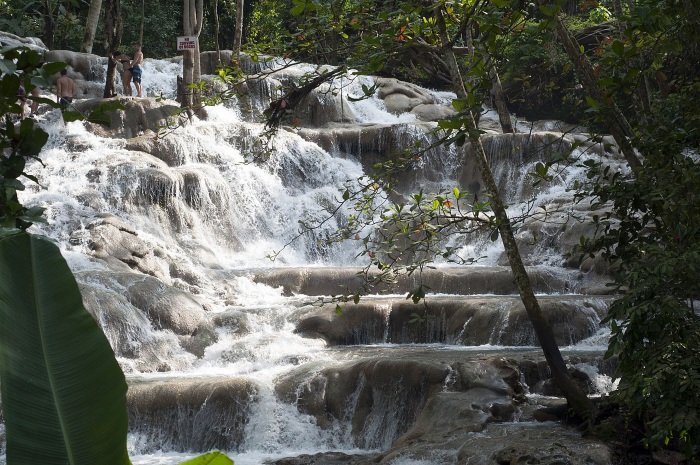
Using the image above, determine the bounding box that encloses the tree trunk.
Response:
[233,0,244,59]
[81,0,102,53]
[182,0,204,108]
[214,0,221,65]
[435,4,596,423]
[43,0,55,50]
[103,0,122,98]
[549,10,643,172]
[485,53,515,134]
[139,0,144,44]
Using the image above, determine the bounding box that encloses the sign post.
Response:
[177,36,196,51]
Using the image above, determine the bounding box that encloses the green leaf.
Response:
[179,451,234,465]
[0,232,130,465]
[452,99,467,111]
[17,121,49,157]
[42,62,67,75]
[611,39,625,57]
[61,110,83,123]
[406,285,426,304]
[84,101,126,127]
[585,96,600,109]
[538,4,557,17]
[0,58,17,75]
[335,304,343,315]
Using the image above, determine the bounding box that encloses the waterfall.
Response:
[3,54,617,465]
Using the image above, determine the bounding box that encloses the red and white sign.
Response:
[177,36,196,51]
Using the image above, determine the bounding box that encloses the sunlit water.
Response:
[5,56,616,464]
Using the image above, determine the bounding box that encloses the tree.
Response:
[233,0,245,59]
[139,0,145,44]
[214,0,221,64]
[538,1,643,172]
[181,0,204,108]
[254,0,597,422]
[561,0,700,454]
[40,0,57,49]
[103,0,122,98]
[431,3,594,420]
[81,0,102,53]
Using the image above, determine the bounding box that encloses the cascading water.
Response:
[4,53,618,464]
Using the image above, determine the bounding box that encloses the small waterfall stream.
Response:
[7,54,619,464]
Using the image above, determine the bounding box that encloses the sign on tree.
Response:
[177,36,196,51]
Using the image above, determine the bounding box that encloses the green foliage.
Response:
[0,47,55,229]
[247,0,289,49]
[0,0,87,49]
[578,149,700,455]
[112,0,181,58]
[572,0,700,453]
[0,232,131,465]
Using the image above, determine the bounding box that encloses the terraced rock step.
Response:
[292,294,612,347]
[126,347,612,461]
[250,265,613,297]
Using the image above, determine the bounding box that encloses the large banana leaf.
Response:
[0,231,130,465]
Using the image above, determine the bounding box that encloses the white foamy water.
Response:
[5,56,614,464]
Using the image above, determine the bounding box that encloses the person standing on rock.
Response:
[111,50,132,96]
[18,78,27,119]
[56,69,76,109]
[130,44,144,97]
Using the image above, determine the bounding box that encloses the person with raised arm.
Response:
[111,50,132,96]
[130,44,144,97]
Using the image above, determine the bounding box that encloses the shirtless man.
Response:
[56,69,76,109]
[130,44,144,97]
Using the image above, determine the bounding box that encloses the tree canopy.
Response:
[228,0,700,456]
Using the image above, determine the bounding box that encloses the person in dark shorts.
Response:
[18,79,27,119]
[130,44,144,97]
[29,86,40,117]
[56,69,75,109]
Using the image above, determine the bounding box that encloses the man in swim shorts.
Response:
[56,69,75,109]
[130,44,144,97]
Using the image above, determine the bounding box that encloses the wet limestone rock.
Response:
[276,358,451,448]
[127,377,256,452]
[294,295,609,347]
[77,270,211,336]
[0,31,46,51]
[77,270,215,369]
[74,96,182,139]
[79,214,169,280]
[457,422,612,464]
[294,302,389,345]
[371,76,457,122]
